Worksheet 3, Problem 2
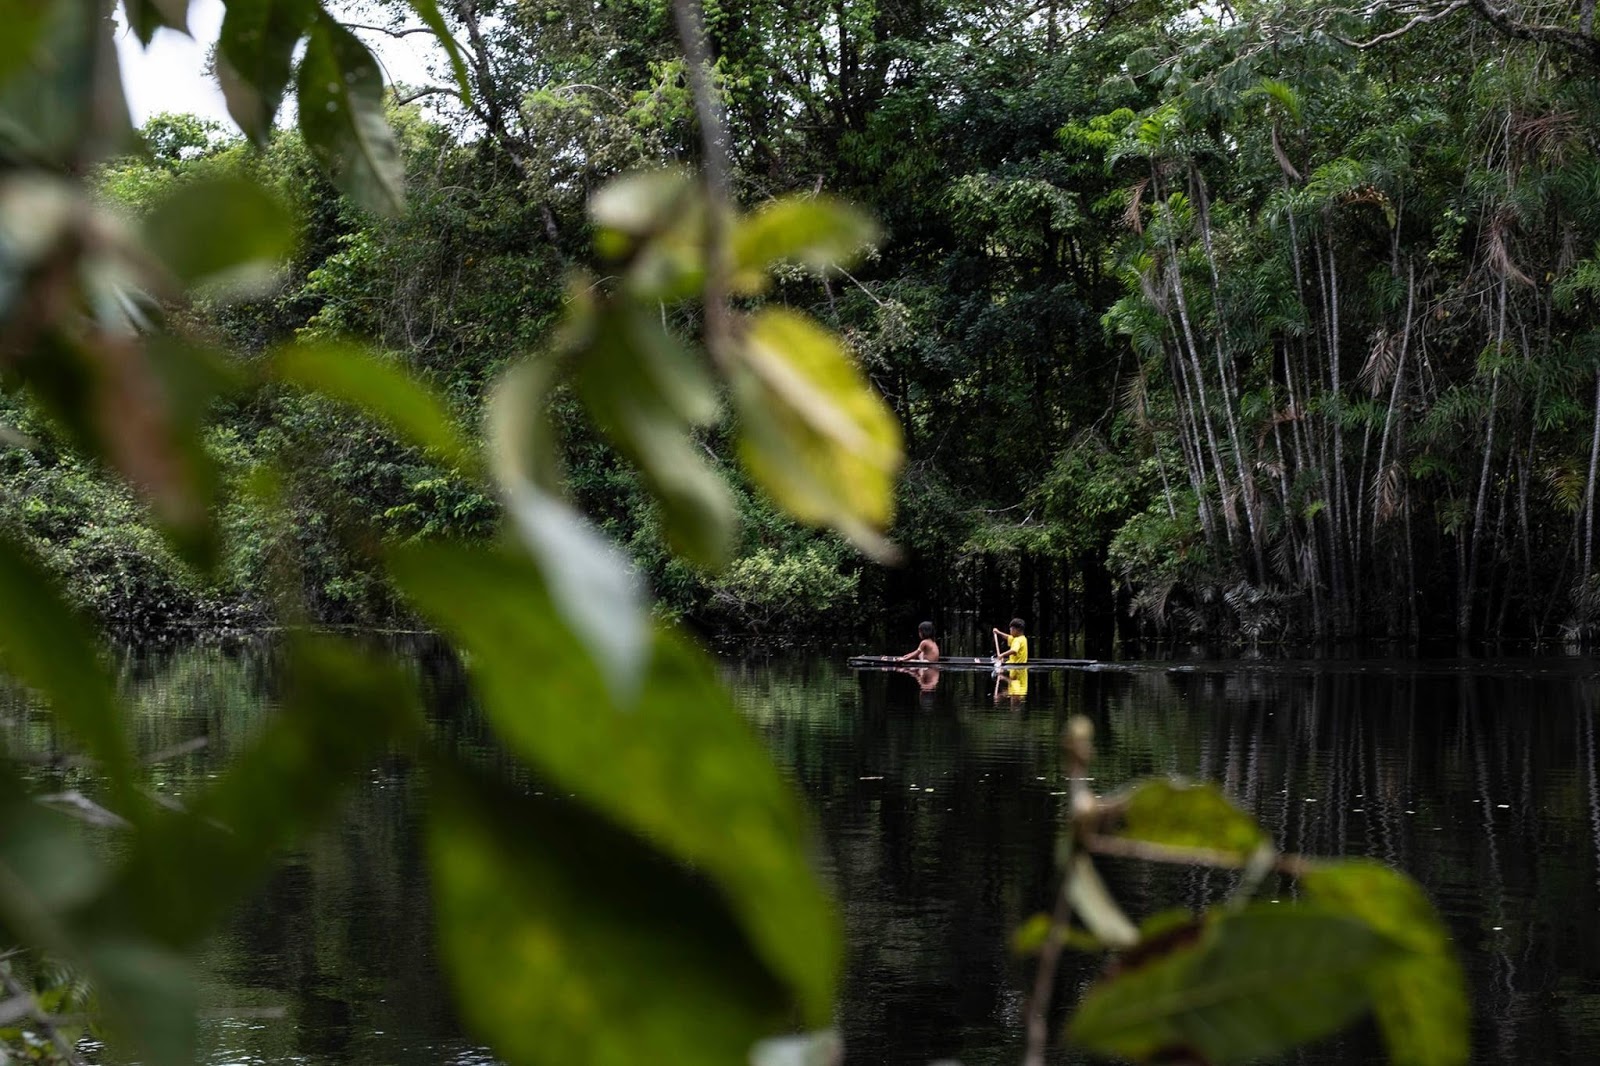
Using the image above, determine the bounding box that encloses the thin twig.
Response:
[341,22,437,37]
[394,86,462,106]
[835,266,891,309]
[1020,718,1099,1066]
[1022,873,1075,1066]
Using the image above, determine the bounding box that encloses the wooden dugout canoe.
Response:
[846,655,1101,671]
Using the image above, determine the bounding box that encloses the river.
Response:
[4,643,1600,1064]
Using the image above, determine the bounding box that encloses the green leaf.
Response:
[590,167,696,236]
[1140,907,1198,941]
[1067,906,1402,1064]
[503,484,648,696]
[486,356,561,493]
[750,1030,843,1066]
[0,0,133,165]
[123,0,191,44]
[85,939,197,1066]
[0,770,108,933]
[142,174,296,294]
[0,1,50,83]
[1066,852,1139,948]
[216,0,313,144]
[572,305,736,568]
[732,308,903,559]
[0,173,78,276]
[1012,912,1055,955]
[296,15,404,214]
[1116,778,1268,857]
[0,778,188,1065]
[133,335,240,569]
[14,328,238,569]
[731,196,878,293]
[588,170,705,300]
[430,767,793,1066]
[402,0,472,102]
[99,637,422,948]
[0,535,138,804]
[487,356,649,694]
[271,339,475,471]
[1011,912,1105,956]
[1301,860,1470,1066]
[390,544,841,1021]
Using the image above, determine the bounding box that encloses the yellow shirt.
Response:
[1007,634,1028,664]
[1005,667,1029,697]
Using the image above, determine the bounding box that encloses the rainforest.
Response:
[9,0,1600,649]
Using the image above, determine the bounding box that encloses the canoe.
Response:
[847,655,1100,671]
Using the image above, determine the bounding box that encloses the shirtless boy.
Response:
[897,621,941,662]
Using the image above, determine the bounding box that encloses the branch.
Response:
[1021,862,1076,1066]
[10,736,207,769]
[835,266,890,308]
[1463,0,1600,64]
[1337,0,1469,48]
[394,85,462,106]
[341,22,437,38]
[671,0,736,362]
[545,83,628,106]
[35,791,130,829]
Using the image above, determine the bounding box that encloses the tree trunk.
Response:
[1192,167,1268,581]
[1462,278,1508,640]
[1081,551,1117,659]
[1166,242,1239,549]
[1582,369,1600,582]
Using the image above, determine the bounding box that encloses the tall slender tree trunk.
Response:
[1463,278,1508,640]
[1582,370,1600,582]
[1167,341,1219,548]
[1166,247,1239,549]
[1321,235,1352,630]
[1372,265,1416,552]
[1192,169,1268,581]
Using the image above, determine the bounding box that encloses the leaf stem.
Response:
[1021,716,1102,1066]
[670,0,735,363]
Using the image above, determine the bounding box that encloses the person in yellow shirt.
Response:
[994,667,1029,701]
[992,618,1029,665]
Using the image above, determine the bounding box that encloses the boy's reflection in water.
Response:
[894,665,942,704]
[993,667,1029,703]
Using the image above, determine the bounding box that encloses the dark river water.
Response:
[6,643,1600,1065]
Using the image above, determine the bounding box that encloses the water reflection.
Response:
[3,647,1600,1064]
[726,657,1600,1065]
[1,639,484,1066]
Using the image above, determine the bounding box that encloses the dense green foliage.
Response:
[0,0,1483,1063]
[20,0,1600,645]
